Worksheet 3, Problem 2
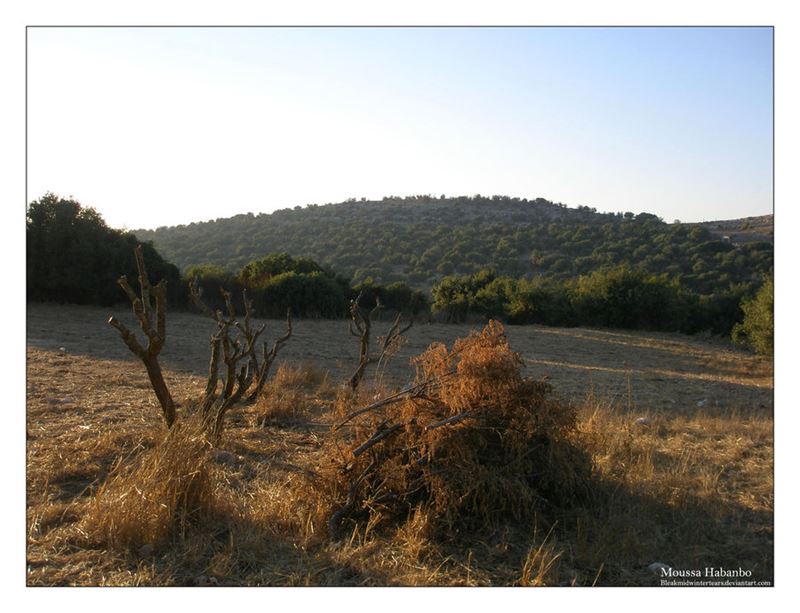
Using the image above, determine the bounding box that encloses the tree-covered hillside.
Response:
[135,195,773,296]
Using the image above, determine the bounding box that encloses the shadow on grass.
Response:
[431,467,770,587]
[29,456,772,587]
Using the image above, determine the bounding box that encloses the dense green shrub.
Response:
[184,263,244,314]
[431,266,756,336]
[683,284,750,336]
[239,253,329,287]
[507,278,574,327]
[566,267,690,331]
[27,193,182,307]
[351,279,430,316]
[732,278,773,355]
[251,271,348,319]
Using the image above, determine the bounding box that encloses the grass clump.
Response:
[80,416,218,551]
[255,362,333,424]
[323,320,592,538]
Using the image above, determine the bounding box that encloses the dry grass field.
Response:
[26,303,774,586]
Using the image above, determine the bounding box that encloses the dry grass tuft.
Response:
[255,362,334,424]
[519,523,564,586]
[322,321,592,538]
[271,361,329,391]
[392,505,435,562]
[80,415,219,550]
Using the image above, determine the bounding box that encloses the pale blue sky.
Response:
[27,27,773,229]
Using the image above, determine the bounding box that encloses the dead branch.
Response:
[424,411,473,432]
[234,289,266,379]
[334,370,458,432]
[107,245,176,427]
[328,459,376,539]
[347,293,413,392]
[352,422,405,458]
[199,333,223,415]
[189,280,253,438]
[246,309,292,402]
[189,278,292,439]
[377,313,413,363]
[333,382,425,431]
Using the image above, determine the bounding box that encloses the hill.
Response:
[134,195,773,296]
[689,214,773,246]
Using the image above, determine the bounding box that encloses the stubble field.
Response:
[26,303,774,586]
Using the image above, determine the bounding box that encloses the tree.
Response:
[132,195,772,299]
[27,193,181,306]
[185,264,242,314]
[732,278,773,355]
[239,253,326,287]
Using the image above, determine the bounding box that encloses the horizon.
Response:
[135,192,771,232]
[30,191,774,233]
[27,27,773,230]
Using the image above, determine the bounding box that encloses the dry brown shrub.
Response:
[271,361,327,390]
[322,320,592,538]
[80,415,219,550]
[332,378,394,421]
[255,362,331,424]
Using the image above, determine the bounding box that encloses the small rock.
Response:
[634,417,651,427]
[58,347,67,353]
[648,562,672,574]
[195,575,219,586]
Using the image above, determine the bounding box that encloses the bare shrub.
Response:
[80,416,219,550]
[108,245,176,426]
[322,320,592,539]
[108,245,292,437]
[347,292,412,392]
[189,280,292,439]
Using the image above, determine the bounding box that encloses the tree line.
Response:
[185,255,428,320]
[431,267,764,336]
[26,193,428,318]
[26,194,772,353]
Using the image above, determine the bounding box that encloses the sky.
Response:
[26,26,773,230]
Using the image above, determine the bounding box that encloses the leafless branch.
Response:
[107,244,175,427]
[347,292,413,392]
[352,422,405,458]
